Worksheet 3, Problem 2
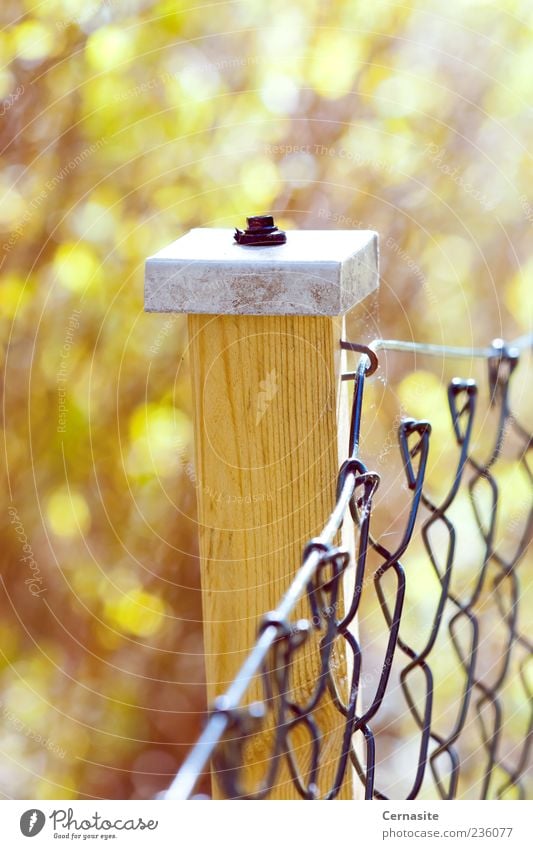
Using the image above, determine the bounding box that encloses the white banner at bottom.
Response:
[1,799,529,848]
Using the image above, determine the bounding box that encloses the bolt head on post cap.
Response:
[234,214,287,246]
[145,226,378,316]
[247,214,275,230]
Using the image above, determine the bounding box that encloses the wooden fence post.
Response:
[145,223,378,798]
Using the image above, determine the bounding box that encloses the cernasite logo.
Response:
[20,809,46,837]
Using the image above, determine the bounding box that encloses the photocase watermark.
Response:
[385,237,425,288]
[202,54,260,73]
[265,143,397,176]
[55,0,117,30]
[317,210,434,305]
[115,55,262,102]
[290,599,341,636]
[256,369,278,425]
[148,315,179,355]
[504,502,529,541]
[384,235,439,307]
[423,143,492,211]
[2,138,108,258]
[377,409,408,465]
[318,208,366,229]
[0,84,24,117]
[265,139,493,215]
[57,309,82,433]
[19,807,159,837]
[7,506,46,597]
[50,808,158,835]
[175,439,272,504]
[519,195,533,225]
[114,71,175,102]
[0,699,66,760]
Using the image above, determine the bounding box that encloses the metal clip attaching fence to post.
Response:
[340,340,379,377]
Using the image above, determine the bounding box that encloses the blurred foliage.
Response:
[0,0,531,799]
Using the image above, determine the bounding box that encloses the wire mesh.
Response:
[164,335,532,801]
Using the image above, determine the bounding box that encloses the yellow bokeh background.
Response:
[0,0,531,798]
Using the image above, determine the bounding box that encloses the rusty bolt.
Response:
[234,214,286,246]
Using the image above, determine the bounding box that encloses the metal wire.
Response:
[164,334,532,801]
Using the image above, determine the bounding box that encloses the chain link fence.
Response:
[164,335,532,801]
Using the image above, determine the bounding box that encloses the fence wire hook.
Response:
[487,338,519,403]
[340,340,379,377]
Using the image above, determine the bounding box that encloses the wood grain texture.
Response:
[188,313,355,798]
